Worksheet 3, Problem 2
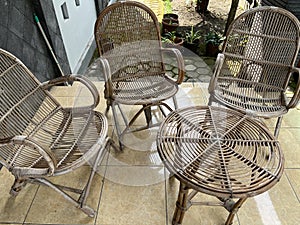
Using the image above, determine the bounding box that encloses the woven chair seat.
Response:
[112,75,178,104]
[0,48,112,217]
[1,110,107,177]
[213,82,288,117]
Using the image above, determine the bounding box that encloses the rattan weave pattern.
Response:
[157,106,284,198]
[94,1,185,148]
[0,48,110,216]
[94,1,184,104]
[209,6,300,137]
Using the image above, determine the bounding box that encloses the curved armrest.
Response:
[161,47,185,84]
[208,53,225,93]
[0,136,57,175]
[98,57,113,99]
[41,75,100,108]
[287,67,300,109]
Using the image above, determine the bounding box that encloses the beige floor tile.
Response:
[0,168,38,223]
[103,165,165,187]
[108,126,162,166]
[104,104,168,128]
[24,166,104,224]
[166,178,239,225]
[0,224,21,225]
[281,108,300,128]
[97,174,166,225]
[2,80,299,225]
[238,174,300,225]
[285,169,300,203]
[278,128,300,168]
[0,224,20,225]
[52,96,74,107]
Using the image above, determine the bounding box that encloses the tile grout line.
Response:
[164,166,169,225]
[284,171,300,204]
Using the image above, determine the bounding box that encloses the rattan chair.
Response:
[208,6,300,138]
[0,48,113,217]
[94,1,185,149]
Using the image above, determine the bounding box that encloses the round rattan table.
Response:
[157,106,284,225]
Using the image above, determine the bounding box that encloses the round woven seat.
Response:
[158,105,284,198]
[112,75,178,105]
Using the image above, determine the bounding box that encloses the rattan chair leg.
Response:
[274,116,283,139]
[33,177,96,217]
[143,106,152,127]
[172,96,178,110]
[79,137,111,206]
[27,137,113,217]
[10,178,28,196]
[111,103,124,150]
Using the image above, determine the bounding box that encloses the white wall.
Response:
[52,0,96,73]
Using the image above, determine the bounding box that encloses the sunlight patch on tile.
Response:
[254,192,281,225]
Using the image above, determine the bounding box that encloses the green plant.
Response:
[204,31,225,46]
[162,31,177,43]
[163,0,172,14]
[184,26,201,44]
[161,31,183,45]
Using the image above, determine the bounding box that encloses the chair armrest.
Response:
[161,47,185,84]
[98,57,113,99]
[208,53,225,93]
[41,75,100,108]
[0,136,57,175]
[287,67,300,109]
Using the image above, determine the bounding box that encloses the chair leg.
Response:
[172,96,178,110]
[143,105,152,127]
[111,102,124,150]
[274,116,283,139]
[78,137,111,207]
[27,137,113,217]
[34,177,96,217]
[10,177,28,196]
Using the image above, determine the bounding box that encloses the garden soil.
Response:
[171,0,245,33]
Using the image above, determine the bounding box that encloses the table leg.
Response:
[172,182,190,225]
[225,197,247,225]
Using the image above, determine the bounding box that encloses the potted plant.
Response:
[162,13,179,34]
[204,31,225,57]
[161,31,184,48]
[183,26,201,53]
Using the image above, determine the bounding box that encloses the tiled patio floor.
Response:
[0,79,299,225]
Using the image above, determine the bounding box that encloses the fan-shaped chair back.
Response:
[209,6,300,137]
[94,1,164,82]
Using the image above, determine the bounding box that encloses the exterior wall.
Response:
[286,0,300,19]
[261,0,300,18]
[261,0,300,63]
[52,0,97,73]
[0,0,109,82]
[261,0,288,8]
[0,0,70,81]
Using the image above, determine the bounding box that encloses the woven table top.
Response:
[157,106,284,198]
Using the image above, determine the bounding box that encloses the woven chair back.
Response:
[0,49,63,168]
[94,1,164,80]
[211,6,300,116]
[0,50,60,139]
